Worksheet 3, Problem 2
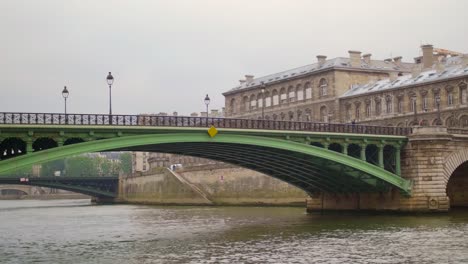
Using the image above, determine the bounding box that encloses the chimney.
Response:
[245,75,254,83]
[393,56,402,66]
[362,53,372,64]
[317,55,327,66]
[463,54,468,66]
[348,50,362,67]
[421,44,434,69]
[414,56,422,64]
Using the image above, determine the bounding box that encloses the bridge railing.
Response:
[0,112,412,136]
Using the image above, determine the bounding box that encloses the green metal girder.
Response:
[0,131,412,195]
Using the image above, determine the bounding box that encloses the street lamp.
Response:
[62,86,69,124]
[261,81,266,119]
[204,94,210,124]
[106,72,114,123]
[436,95,441,125]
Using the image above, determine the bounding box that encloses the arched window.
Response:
[320,106,328,122]
[460,115,468,127]
[280,112,286,120]
[288,86,295,102]
[397,96,403,113]
[460,83,467,105]
[304,82,312,99]
[385,96,393,114]
[305,108,312,121]
[242,96,249,112]
[296,84,304,101]
[264,91,271,107]
[446,86,454,106]
[365,100,371,118]
[409,95,416,112]
[279,87,287,104]
[272,114,278,120]
[446,116,457,127]
[319,78,328,97]
[229,98,236,114]
[375,97,382,116]
[288,111,294,120]
[420,91,428,111]
[250,94,257,110]
[257,92,264,108]
[354,102,361,120]
[272,89,279,106]
[296,110,302,121]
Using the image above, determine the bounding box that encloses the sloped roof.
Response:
[224,57,414,95]
[341,56,468,98]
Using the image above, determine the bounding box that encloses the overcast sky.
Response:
[1,0,467,116]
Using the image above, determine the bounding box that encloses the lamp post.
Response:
[204,94,210,125]
[436,95,441,125]
[106,72,114,123]
[261,81,266,120]
[62,86,69,124]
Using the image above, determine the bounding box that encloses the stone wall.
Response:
[119,165,308,206]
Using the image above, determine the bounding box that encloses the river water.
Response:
[1,199,468,264]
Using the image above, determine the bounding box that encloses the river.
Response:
[1,199,468,264]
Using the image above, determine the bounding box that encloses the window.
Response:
[375,99,381,116]
[288,86,295,102]
[319,78,328,97]
[305,82,312,99]
[386,97,393,114]
[410,97,416,112]
[250,95,256,109]
[397,98,403,113]
[242,96,249,112]
[265,92,271,107]
[320,106,327,122]
[365,103,371,118]
[257,93,263,108]
[296,85,304,101]
[460,83,467,104]
[229,98,236,114]
[280,88,287,103]
[272,90,279,106]
[422,96,428,111]
[355,104,361,120]
[448,92,454,106]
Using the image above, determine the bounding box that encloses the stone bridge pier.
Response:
[307,127,468,213]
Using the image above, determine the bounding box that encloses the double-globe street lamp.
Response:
[260,81,266,119]
[436,95,441,125]
[204,94,210,125]
[62,86,69,124]
[106,72,114,124]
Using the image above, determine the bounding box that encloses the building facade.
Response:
[223,45,468,129]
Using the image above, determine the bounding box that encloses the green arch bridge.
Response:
[0,112,412,197]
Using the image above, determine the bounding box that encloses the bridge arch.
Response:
[0,137,26,160]
[444,149,468,207]
[0,133,411,195]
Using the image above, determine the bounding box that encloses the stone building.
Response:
[340,45,468,128]
[223,50,414,122]
[223,45,468,128]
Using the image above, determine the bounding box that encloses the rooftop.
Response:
[224,56,414,95]
[341,56,468,98]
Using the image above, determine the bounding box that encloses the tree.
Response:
[65,156,99,177]
[40,159,65,177]
[119,152,132,176]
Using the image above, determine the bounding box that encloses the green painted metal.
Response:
[0,129,412,194]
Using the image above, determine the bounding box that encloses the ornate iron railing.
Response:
[0,112,412,136]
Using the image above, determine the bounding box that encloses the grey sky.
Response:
[1,0,467,115]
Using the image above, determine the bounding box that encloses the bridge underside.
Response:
[118,142,394,194]
[0,133,411,195]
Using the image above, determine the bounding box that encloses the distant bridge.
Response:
[0,112,411,196]
[0,177,118,198]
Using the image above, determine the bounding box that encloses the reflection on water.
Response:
[1,199,468,264]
